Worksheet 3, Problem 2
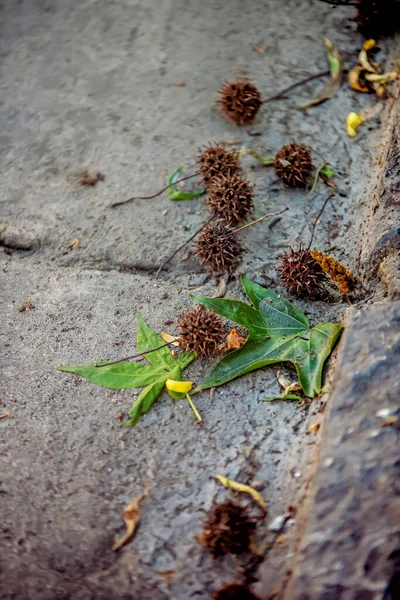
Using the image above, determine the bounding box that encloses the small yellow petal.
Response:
[214,475,267,511]
[346,112,363,137]
[363,39,376,51]
[161,332,180,346]
[165,379,193,393]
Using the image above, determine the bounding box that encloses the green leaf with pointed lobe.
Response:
[194,278,343,398]
[57,315,195,425]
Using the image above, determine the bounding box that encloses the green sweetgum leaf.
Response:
[194,276,343,398]
[167,167,205,201]
[57,315,195,425]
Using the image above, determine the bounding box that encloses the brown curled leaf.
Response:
[225,329,247,352]
[348,66,370,93]
[112,487,149,551]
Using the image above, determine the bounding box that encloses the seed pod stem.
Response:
[110,172,200,208]
[155,216,215,279]
[236,148,275,165]
[186,393,202,422]
[93,341,175,367]
[232,207,288,234]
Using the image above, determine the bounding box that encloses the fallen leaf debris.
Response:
[214,476,267,512]
[77,169,105,186]
[18,300,35,312]
[112,487,149,551]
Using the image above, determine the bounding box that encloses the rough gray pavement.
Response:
[0,1,398,599]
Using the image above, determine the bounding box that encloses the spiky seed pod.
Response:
[274,142,314,189]
[178,305,226,357]
[211,583,261,600]
[199,500,256,557]
[197,143,242,189]
[194,223,243,273]
[218,79,262,126]
[207,173,254,226]
[310,250,356,294]
[277,246,327,299]
[355,0,400,38]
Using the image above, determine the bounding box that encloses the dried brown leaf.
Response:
[76,170,104,186]
[0,412,12,420]
[18,300,35,312]
[68,238,80,249]
[226,329,247,352]
[252,44,271,54]
[112,487,149,551]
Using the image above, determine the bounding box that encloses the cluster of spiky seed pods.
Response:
[176,79,356,357]
[194,142,252,274]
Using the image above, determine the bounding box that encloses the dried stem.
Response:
[186,393,202,422]
[263,70,331,103]
[236,148,275,164]
[308,194,334,250]
[155,216,215,279]
[109,172,200,208]
[93,341,175,368]
[232,208,288,234]
[308,163,326,197]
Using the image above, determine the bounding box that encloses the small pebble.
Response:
[268,515,287,532]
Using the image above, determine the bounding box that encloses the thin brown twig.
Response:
[109,172,200,208]
[308,194,334,250]
[232,208,288,234]
[263,71,331,103]
[155,216,215,279]
[308,163,325,197]
[263,68,349,103]
[156,209,289,280]
[93,341,175,368]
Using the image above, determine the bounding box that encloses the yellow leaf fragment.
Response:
[359,39,378,73]
[112,487,149,551]
[346,112,364,137]
[348,66,370,93]
[365,71,398,84]
[308,422,320,433]
[0,412,12,420]
[68,238,80,249]
[161,332,180,346]
[214,475,267,511]
[284,381,302,395]
[165,379,193,393]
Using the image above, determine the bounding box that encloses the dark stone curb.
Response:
[286,302,400,600]
[285,67,400,600]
